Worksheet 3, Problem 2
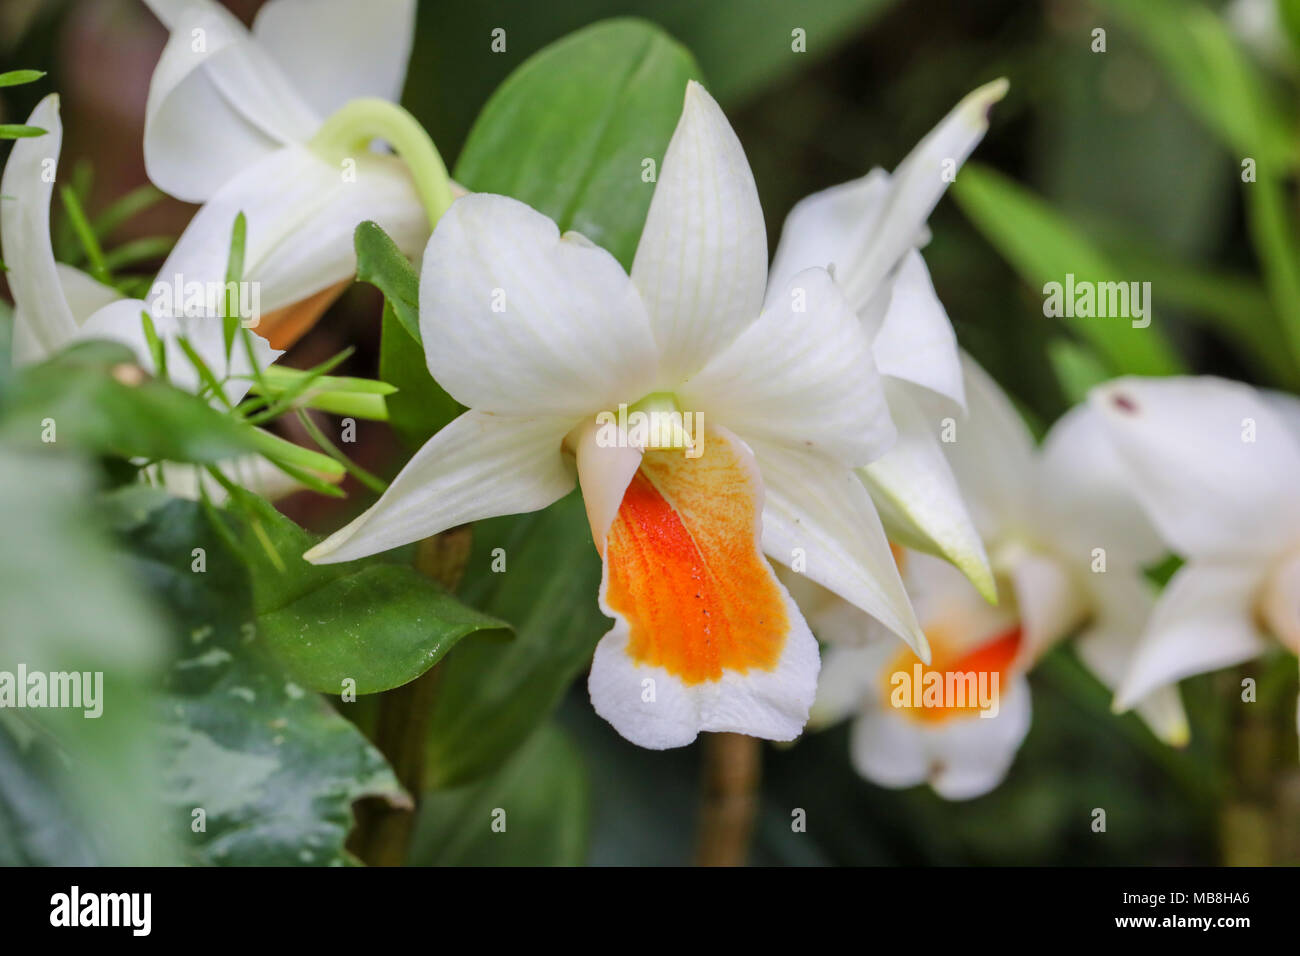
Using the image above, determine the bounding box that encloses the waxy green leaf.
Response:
[105,488,406,866]
[355,222,463,446]
[214,486,507,696]
[455,18,704,270]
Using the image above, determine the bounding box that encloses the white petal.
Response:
[748,438,927,660]
[1039,403,1167,571]
[157,144,426,318]
[871,249,965,408]
[1090,376,1300,561]
[860,382,994,601]
[808,640,891,728]
[0,95,77,361]
[848,709,931,790]
[143,0,319,202]
[849,680,1032,799]
[571,417,642,558]
[252,0,415,118]
[305,411,575,564]
[680,267,893,467]
[1074,572,1190,747]
[766,168,891,315]
[779,566,895,647]
[630,81,768,383]
[918,679,1032,801]
[1005,547,1089,664]
[943,352,1036,541]
[1115,562,1272,710]
[837,79,1008,307]
[420,194,659,417]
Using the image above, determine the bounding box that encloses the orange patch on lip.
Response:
[603,429,788,685]
[258,280,350,351]
[884,626,1021,724]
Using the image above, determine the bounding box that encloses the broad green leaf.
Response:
[425,491,607,788]
[105,487,406,865]
[355,222,463,445]
[354,221,421,342]
[0,447,173,865]
[951,164,1183,377]
[381,302,463,447]
[0,340,262,464]
[1095,0,1295,169]
[455,18,703,269]
[645,0,896,104]
[411,723,588,866]
[214,486,507,696]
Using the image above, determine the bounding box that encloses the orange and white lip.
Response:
[811,550,1033,799]
[584,424,819,749]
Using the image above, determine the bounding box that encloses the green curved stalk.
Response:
[311,98,455,229]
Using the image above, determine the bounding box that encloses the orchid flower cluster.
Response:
[1,0,1294,842]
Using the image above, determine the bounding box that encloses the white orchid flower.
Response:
[805,355,1189,798]
[1089,376,1300,739]
[767,80,1009,603]
[1,94,297,501]
[1,95,277,396]
[811,549,1030,800]
[306,82,925,749]
[140,0,445,347]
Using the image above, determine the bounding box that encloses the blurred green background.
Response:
[4,0,1297,865]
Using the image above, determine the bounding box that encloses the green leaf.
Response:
[0,447,173,865]
[104,487,407,866]
[213,486,508,696]
[1095,0,1296,169]
[411,723,588,866]
[425,491,607,788]
[0,69,45,88]
[355,221,421,341]
[951,164,1183,377]
[380,303,462,447]
[455,18,703,270]
[355,222,463,445]
[0,340,263,464]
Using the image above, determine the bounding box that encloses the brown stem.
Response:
[348,526,473,866]
[1220,664,1300,865]
[693,732,761,866]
